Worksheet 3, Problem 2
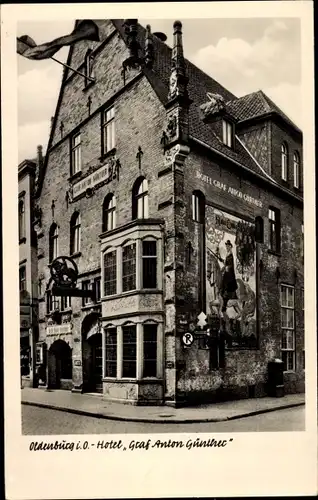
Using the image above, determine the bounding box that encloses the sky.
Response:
[17,17,301,163]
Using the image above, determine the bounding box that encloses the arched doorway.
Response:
[48,339,72,389]
[82,313,102,393]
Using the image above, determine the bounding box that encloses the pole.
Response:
[17,37,95,83]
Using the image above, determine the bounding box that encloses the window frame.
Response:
[141,239,157,289]
[71,132,82,176]
[103,249,117,297]
[104,327,117,378]
[281,142,288,181]
[268,206,281,254]
[132,177,149,220]
[293,151,300,189]
[81,280,91,307]
[70,212,81,255]
[84,49,94,86]
[19,266,26,292]
[281,284,295,372]
[142,323,158,378]
[19,198,26,241]
[102,194,116,232]
[49,224,59,263]
[122,324,137,379]
[222,120,234,148]
[101,107,115,156]
[122,242,137,292]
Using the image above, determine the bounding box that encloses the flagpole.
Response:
[17,36,95,83]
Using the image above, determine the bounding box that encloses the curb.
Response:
[21,400,305,424]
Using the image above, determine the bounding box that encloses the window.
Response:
[102,194,116,232]
[71,133,81,175]
[82,280,90,306]
[293,151,300,188]
[49,223,59,262]
[102,107,115,155]
[222,120,233,148]
[105,328,117,377]
[19,199,25,240]
[122,244,136,292]
[70,212,81,255]
[84,49,94,86]
[192,191,205,222]
[142,240,157,289]
[104,250,117,296]
[268,207,281,253]
[122,325,137,378]
[94,277,101,302]
[60,295,71,311]
[281,142,288,181]
[47,292,60,313]
[19,266,26,292]
[132,177,149,219]
[281,285,295,371]
[143,324,157,377]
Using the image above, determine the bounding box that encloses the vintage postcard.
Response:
[2,1,317,499]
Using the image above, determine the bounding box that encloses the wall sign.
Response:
[196,171,263,208]
[71,158,120,199]
[181,332,194,347]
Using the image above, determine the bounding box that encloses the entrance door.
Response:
[48,339,72,389]
[88,333,102,393]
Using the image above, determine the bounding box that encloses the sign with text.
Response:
[196,171,263,208]
[72,160,118,199]
[47,324,72,336]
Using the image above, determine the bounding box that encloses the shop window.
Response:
[71,132,81,176]
[222,120,234,148]
[192,191,205,223]
[293,151,300,189]
[102,107,115,156]
[102,194,116,232]
[103,250,117,296]
[19,266,26,292]
[281,142,288,181]
[142,240,157,289]
[122,325,137,378]
[255,216,264,243]
[70,212,81,255]
[143,324,157,377]
[122,243,136,292]
[94,277,101,302]
[268,207,281,253]
[82,280,91,306]
[281,284,295,371]
[18,198,26,241]
[49,223,59,262]
[132,177,149,219]
[105,327,117,377]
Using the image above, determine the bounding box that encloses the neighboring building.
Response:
[19,147,43,386]
[33,19,304,405]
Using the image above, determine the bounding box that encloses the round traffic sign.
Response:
[182,332,194,347]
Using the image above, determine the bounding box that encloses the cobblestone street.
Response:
[22,405,305,435]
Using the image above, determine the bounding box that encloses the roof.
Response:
[226,90,302,134]
[114,20,263,174]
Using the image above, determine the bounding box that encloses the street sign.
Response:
[182,332,194,347]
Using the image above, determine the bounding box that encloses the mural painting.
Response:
[205,206,257,348]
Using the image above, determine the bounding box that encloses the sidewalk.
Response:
[21,387,305,423]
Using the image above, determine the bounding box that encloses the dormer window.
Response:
[222,120,233,148]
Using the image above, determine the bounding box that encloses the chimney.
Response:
[37,145,43,169]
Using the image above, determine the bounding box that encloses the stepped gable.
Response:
[227,90,302,134]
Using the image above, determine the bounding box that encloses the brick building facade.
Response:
[33,19,304,406]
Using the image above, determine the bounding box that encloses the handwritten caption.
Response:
[29,437,234,452]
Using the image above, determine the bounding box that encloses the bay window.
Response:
[105,328,117,377]
[122,243,136,292]
[143,324,157,377]
[142,240,157,289]
[104,250,117,296]
[122,325,137,378]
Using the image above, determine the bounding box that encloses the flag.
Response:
[17,20,100,60]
